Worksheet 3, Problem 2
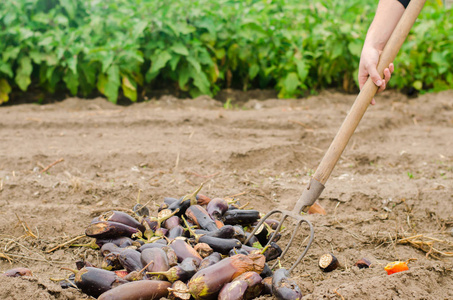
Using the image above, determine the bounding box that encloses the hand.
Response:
[358,45,394,105]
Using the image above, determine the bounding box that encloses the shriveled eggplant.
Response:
[169,238,202,265]
[218,280,248,300]
[188,253,265,300]
[194,242,213,258]
[98,279,171,300]
[118,249,143,273]
[198,252,222,270]
[206,198,229,221]
[271,268,302,300]
[99,210,145,233]
[164,216,181,230]
[3,267,32,277]
[138,242,166,252]
[140,247,170,275]
[168,280,191,300]
[101,253,122,271]
[147,257,198,283]
[186,205,218,232]
[162,245,179,267]
[85,221,139,239]
[168,225,185,240]
[95,236,135,248]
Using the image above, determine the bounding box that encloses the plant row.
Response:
[0,0,451,104]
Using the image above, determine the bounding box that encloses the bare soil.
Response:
[1,90,452,299]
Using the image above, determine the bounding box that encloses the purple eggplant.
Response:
[186,205,218,232]
[199,252,222,270]
[223,209,260,226]
[138,242,166,252]
[63,267,127,298]
[218,280,249,300]
[168,225,185,240]
[98,211,145,232]
[147,257,198,283]
[3,267,32,277]
[163,215,181,230]
[206,198,229,220]
[85,221,139,239]
[118,249,143,273]
[98,279,171,300]
[271,268,302,300]
[95,236,135,248]
[140,247,170,276]
[195,224,236,239]
[169,238,202,265]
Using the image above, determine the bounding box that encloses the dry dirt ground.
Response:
[0,90,452,299]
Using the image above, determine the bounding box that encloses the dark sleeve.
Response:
[397,0,410,8]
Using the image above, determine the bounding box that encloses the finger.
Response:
[371,98,376,105]
[367,66,383,88]
[377,79,386,93]
[383,68,391,83]
[389,63,394,74]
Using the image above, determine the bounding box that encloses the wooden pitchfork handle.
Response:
[296,0,426,214]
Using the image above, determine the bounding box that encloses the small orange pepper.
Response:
[384,261,409,275]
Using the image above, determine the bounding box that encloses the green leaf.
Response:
[295,59,309,82]
[171,43,189,56]
[122,76,137,102]
[178,65,191,91]
[60,0,76,19]
[63,69,79,95]
[348,40,363,57]
[284,72,301,95]
[169,55,181,71]
[413,80,423,90]
[249,63,260,80]
[0,62,13,78]
[0,79,12,104]
[187,56,201,73]
[146,50,172,82]
[105,65,120,103]
[15,57,33,91]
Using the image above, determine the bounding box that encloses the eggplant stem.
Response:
[182,183,204,206]
[181,216,201,242]
[136,189,142,204]
[60,267,78,275]
[139,260,154,274]
[157,208,180,228]
[260,244,271,255]
[47,235,89,253]
[238,202,250,210]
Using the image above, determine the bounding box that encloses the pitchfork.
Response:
[244,0,426,273]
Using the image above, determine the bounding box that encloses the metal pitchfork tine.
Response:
[244,0,426,274]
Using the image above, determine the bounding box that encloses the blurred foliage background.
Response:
[0,0,451,104]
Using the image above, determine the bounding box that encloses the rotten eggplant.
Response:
[98,279,171,300]
[271,268,302,300]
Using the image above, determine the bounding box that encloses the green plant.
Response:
[0,0,451,105]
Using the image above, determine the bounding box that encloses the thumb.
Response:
[368,67,383,87]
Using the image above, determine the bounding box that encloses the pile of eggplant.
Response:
[61,185,303,300]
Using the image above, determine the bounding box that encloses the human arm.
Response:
[358,0,408,104]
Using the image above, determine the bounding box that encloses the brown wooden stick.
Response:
[41,158,64,173]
